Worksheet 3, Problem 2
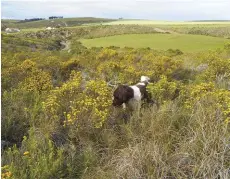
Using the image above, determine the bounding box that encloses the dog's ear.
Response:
[120,85,134,102]
[113,85,134,106]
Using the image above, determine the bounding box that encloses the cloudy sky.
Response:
[1,0,230,21]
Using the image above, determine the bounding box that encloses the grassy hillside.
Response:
[1,33,63,52]
[1,19,21,24]
[2,24,230,178]
[104,19,230,25]
[1,17,116,29]
[80,33,230,52]
[155,25,230,38]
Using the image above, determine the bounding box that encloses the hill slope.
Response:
[1,17,116,29]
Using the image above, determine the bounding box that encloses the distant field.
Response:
[1,17,116,29]
[80,33,230,52]
[104,20,230,25]
[3,18,230,30]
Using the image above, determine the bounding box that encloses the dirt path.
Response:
[60,41,71,52]
[63,22,68,27]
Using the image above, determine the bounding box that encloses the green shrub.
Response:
[224,42,230,49]
[147,75,181,104]
[167,48,183,56]
[2,89,43,145]
[2,128,66,179]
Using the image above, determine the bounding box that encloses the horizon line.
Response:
[2,16,230,22]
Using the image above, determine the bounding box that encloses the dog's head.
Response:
[112,85,134,106]
[140,76,150,84]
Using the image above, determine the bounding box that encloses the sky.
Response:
[1,0,230,21]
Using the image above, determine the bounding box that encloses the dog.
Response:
[112,76,152,112]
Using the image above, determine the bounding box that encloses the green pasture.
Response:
[80,33,230,52]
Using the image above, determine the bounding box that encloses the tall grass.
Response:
[3,97,229,178]
[81,99,230,178]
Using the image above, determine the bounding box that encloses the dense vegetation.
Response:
[158,25,230,38]
[1,24,230,178]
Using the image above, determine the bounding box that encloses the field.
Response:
[2,19,230,179]
[80,33,230,52]
[1,17,116,29]
[104,19,230,25]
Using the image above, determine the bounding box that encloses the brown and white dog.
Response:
[112,76,152,112]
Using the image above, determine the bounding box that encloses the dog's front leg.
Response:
[122,103,126,110]
[137,101,141,118]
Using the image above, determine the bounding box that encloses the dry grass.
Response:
[81,100,230,179]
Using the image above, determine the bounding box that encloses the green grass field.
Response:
[80,33,230,52]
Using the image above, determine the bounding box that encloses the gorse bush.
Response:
[202,56,230,81]
[62,78,112,128]
[95,48,183,84]
[19,69,53,93]
[180,83,230,123]
[43,71,83,123]
[43,71,112,128]
[2,25,230,178]
[147,75,180,104]
[61,58,82,81]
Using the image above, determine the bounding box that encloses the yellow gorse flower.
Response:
[1,171,12,178]
[23,151,29,156]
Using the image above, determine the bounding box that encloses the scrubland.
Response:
[1,23,230,179]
